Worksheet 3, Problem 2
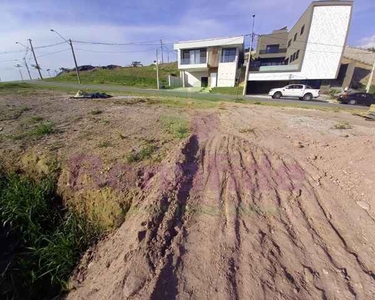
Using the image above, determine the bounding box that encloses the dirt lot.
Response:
[1,89,375,299]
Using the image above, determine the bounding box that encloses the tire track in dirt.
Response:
[68,113,375,300]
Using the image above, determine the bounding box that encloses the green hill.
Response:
[47,63,178,88]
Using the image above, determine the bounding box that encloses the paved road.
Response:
[28,80,368,111]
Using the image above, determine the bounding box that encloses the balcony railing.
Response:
[181,57,207,65]
[259,48,287,55]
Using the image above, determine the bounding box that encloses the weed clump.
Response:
[126,142,157,163]
[160,115,190,139]
[332,121,352,130]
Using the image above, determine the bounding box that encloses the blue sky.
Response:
[0,0,374,81]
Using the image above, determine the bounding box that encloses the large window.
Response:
[221,48,236,63]
[294,33,297,42]
[300,25,305,35]
[288,39,292,47]
[181,49,207,64]
[265,44,280,54]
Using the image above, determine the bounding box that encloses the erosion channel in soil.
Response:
[68,113,375,300]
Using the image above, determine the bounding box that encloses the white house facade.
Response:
[174,36,244,88]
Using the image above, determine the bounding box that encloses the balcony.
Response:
[259,48,287,55]
[250,64,299,72]
[181,57,207,65]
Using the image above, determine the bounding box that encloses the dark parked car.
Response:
[338,92,375,106]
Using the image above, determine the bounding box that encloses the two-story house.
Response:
[173,36,244,88]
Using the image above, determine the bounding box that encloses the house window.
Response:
[284,58,289,64]
[292,52,296,61]
[221,48,236,63]
[294,33,297,42]
[295,50,300,60]
[181,49,207,64]
[290,55,293,62]
[300,25,305,35]
[288,39,292,47]
[265,44,280,54]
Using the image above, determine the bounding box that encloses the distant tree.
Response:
[367,47,375,53]
[131,61,143,67]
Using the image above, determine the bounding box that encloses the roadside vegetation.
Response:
[47,63,178,89]
[0,174,102,299]
[161,115,190,139]
[210,86,243,96]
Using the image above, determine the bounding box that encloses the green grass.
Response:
[0,174,101,299]
[332,121,352,130]
[12,122,54,140]
[210,86,243,96]
[0,82,38,96]
[90,109,103,115]
[161,115,190,139]
[98,141,111,148]
[126,141,158,163]
[47,63,178,89]
[29,116,44,123]
[30,122,54,136]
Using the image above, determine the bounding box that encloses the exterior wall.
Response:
[285,5,313,66]
[217,48,239,87]
[249,3,352,82]
[256,30,288,59]
[184,71,208,87]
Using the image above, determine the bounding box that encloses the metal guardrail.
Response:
[259,48,287,55]
[181,57,207,65]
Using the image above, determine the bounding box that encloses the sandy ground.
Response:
[1,92,375,299]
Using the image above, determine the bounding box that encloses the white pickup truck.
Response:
[269,84,320,101]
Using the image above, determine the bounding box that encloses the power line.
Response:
[38,48,71,58]
[0,50,24,55]
[0,59,17,64]
[34,41,66,49]
[75,47,157,54]
[72,40,161,46]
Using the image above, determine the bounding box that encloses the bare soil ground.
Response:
[1,91,375,299]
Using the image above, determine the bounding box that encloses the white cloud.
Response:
[360,35,375,49]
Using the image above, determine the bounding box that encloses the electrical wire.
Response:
[0,59,17,64]
[34,41,66,49]
[72,40,160,46]
[38,49,71,58]
[75,47,157,54]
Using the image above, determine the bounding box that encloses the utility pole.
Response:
[366,57,375,93]
[243,14,256,96]
[50,29,81,84]
[155,49,160,90]
[15,64,24,81]
[16,42,32,80]
[160,39,164,64]
[23,58,32,80]
[28,39,43,80]
[69,39,81,84]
